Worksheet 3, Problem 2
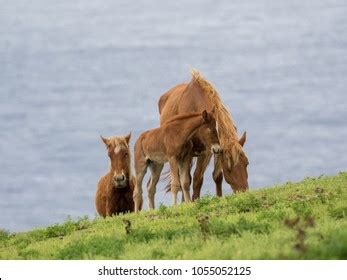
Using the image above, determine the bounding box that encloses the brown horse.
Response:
[95,133,135,217]
[133,110,221,212]
[159,70,249,200]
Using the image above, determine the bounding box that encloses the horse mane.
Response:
[164,111,202,124]
[190,69,245,165]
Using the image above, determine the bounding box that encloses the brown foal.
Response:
[133,110,221,212]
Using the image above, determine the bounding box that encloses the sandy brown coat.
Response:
[158,70,249,199]
[133,111,221,211]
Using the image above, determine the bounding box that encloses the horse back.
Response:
[159,81,212,124]
[159,83,188,124]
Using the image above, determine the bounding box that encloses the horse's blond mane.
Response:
[191,69,245,164]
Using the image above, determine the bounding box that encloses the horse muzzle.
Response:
[113,175,127,188]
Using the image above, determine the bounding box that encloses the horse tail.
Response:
[161,157,197,194]
[160,167,172,193]
[164,183,172,193]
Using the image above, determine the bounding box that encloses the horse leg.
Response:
[213,153,224,197]
[106,194,116,216]
[179,155,193,203]
[147,162,164,209]
[168,158,180,205]
[134,158,147,212]
[192,153,212,200]
[106,182,122,216]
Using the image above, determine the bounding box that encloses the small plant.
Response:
[197,214,210,240]
[314,187,324,193]
[314,187,328,203]
[284,216,315,253]
[158,204,169,215]
[75,216,91,231]
[122,219,132,235]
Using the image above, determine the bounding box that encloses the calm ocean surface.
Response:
[1,0,346,231]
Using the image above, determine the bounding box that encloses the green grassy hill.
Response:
[1,172,347,259]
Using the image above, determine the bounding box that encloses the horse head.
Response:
[200,109,222,154]
[101,133,131,188]
[221,131,249,192]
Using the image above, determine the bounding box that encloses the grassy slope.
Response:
[1,172,347,260]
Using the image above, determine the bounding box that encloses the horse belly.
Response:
[143,138,168,164]
[146,151,167,164]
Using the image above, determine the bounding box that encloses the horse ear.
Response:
[100,135,110,146]
[202,110,209,122]
[125,132,131,144]
[239,131,246,147]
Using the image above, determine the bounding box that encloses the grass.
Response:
[1,172,346,259]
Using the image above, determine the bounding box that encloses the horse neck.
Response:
[171,115,203,142]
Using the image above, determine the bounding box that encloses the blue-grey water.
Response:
[1,0,346,231]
